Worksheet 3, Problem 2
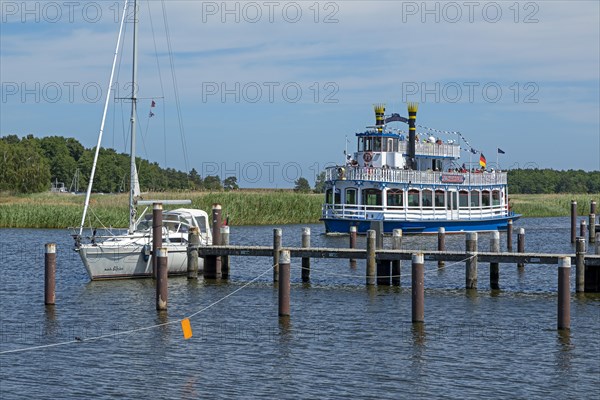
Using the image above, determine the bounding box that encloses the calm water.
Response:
[1,217,599,399]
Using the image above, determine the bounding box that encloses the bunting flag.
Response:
[479,154,487,168]
[151,100,156,107]
[498,148,505,154]
[149,111,155,117]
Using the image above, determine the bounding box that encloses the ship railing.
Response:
[326,167,507,186]
[398,141,461,158]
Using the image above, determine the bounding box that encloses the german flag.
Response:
[479,153,486,168]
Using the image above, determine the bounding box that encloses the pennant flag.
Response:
[149,111,155,118]
[479,154,487,168]
[151,100,156,107]
[470,148,477,154]
[498,148,505,154]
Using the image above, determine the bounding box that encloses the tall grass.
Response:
[0,191,597,229]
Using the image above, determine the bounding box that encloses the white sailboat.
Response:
[73,0,211,280]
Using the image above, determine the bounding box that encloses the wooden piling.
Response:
[377,260,391,286]
[152,202,163,279]
[466,232,478,289]
[591,200,597,215]
[589,214,596,243]
[575,237,586,293]
[557,257,570,330]
[411,253,424,323]
[366,230,376,285]
[44,243,56,305]
[437,227,446,268]
[349,226,357,268]
[273,228,282,282]
[517,228,525,269]
[156,247,168,311]
[301,227,310,282]
[392,229,402,286]
[490,231,500,290]
[278,250,291,317]
[221,226,230,279]
[211,204,222,275]
[570,200,577,243]
[371,221,383,249]
[187,227,200,279]
[507,219,513,251]
[580,220,587,240]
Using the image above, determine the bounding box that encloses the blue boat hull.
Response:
[322,213,521,234]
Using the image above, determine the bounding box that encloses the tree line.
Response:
[0,135,597,194]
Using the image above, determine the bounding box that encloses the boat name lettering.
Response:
[440,174,465,184]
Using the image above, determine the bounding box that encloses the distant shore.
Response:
[0,191,597,229]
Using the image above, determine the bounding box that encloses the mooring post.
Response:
[490,231,500,290]
[575,237,586,293]
[366,230,376,285]
[411,253,424,323]
[221,226,230,280]
[591,200,597,215]
[156,247,168,311]
[557,257,571,330]
[517,228,525,269]
[392,229,402,286]
[437,227,446,269]
[507,219,513,251]
[278,250,291,317]
[273,228,282,282]
[152,202,163,279]
[187,227,200,279]
[589,214,596,243]
[301,227,310,282]
[371,221,383,249]
[570,200,577,243]
[465,232,478,289]
[44,243,56,305]
[349,226,357,268]
[377,260,391,286]
[211,204,222,276]
[580,219,587,240]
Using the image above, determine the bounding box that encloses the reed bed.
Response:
[0,191,597,229]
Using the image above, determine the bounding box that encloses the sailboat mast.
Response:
[128,0,139,234]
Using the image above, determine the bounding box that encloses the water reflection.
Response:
[555,329,573,372]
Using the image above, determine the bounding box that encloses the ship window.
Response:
[482,191,491,207]
[387,189,403,207]
[345,188,357,205]
[492,190,501,206]
[363,189,382,206]
[364,138,373,152]
[422,189,433,207]
[435,190,445,207]
[374,137,382,152]
[470,190,480,207]
[459,190,469,208]
[408,189,420,207]
[326,189,333,204]
[386,138,394,152]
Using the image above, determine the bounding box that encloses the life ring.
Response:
[363,152,373,163]
[337,167,346,180]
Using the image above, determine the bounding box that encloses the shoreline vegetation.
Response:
[0,191,598,229]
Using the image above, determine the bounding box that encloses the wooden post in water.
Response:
[349,226,357,268]
[465,232,478,289]
[507,219,513,251]
[589,214,596,243]
[392,229,402,286]
[187,227,200,279]
[580,220,587,240]
[575,237,586,293]
[437,227,446,269]
[366,230,376,285]
[278,250,291,317]
[156,247,168,311]
[517,228,525,269]
[591,200,597,216]
[221,226,230,280]
[211,204,222,276]
[371,221,383,249]
[377,260,391,286]
[301,227,310,283]
[44,243,56,305]
[411,253,424,323]
[273,228,282,282]
[570,200,577,243]
[490,231,500,290]
[557,257,571,330]
[152,202,163,279]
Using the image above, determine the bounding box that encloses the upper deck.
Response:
[326,166,507,186]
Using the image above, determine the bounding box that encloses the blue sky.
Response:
[1,0,599,188]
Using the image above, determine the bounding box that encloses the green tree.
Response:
[203,175,222,191]
[223,176,239,191]
[294,177,311,193]
[313,171,326,193]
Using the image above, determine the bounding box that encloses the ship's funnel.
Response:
[374,104,385,133]
[407,102,418,169]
